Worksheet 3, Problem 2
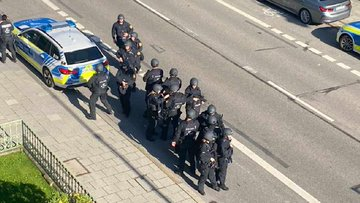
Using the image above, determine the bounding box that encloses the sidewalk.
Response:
[0,61,202,202]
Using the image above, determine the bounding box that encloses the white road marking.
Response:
[322,55,336,62]
[243,65,258,74]
[295,41,308,48]
[76,23,85,30]
[282,34,295,41]
[230,137,321,203]
[82,30,94,35]
[268,81,334,123]
[351,70,360,77]
[336,62,351,70]
[308,48,322,55]
[57,11,68,17]
[66,17,77,23]
[215,0,271,28]
[42,0,59,11]
[271,28,283,34]
[135,0,170,21]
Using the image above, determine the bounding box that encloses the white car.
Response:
[13,18,109,88]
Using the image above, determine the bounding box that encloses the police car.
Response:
[337,21,360,53]
[12,18,109,88]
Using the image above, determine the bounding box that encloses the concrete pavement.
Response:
[0,61,202,203]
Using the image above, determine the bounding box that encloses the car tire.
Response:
[299,9,312,25]
[339,34,353,52]
[43,67,54,88]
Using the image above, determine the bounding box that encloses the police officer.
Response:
[162,68,182,93]
[112,14,133,49]
[143,58,164,98]
[198,104,225,132]
[87,65,113,120]
[197,115,221,144]
[216,128,233,191]
[0,14,16,63]
[161,84,187,140]
[146,84,164,141]
[116,40,139,73]
[116,66,135,117]
[130,32,144,62]
[185,78,205,117]
[197,130,220,195]
[171,109,199,175]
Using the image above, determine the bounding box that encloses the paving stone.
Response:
[116,181,132,191]
[115,172,132,182]
[157,177,175,188]
[90,187,107,199]
[102,167,118,176]
[116,190,133,200]
[129,185,147,196]
[103,184,120,195]
[102,175,120,185]
[130,195,147,203]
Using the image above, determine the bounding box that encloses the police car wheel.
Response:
[43,68,54,88]
[339,34,353,52]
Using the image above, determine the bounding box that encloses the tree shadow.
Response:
[0,180,48,203]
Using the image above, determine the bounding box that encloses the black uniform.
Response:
[161,92,187,140]
[198,140,218,193]
[162,76,182,93]
[146,92,164,141]
[131,38,144,61]
[173,119,199,173]
[116,48,139,72]
[87,72,113,119]
[112,21,133,49]
[0,19,16,63]
[198,111,225,132]
[143,68,163,96]
[217,136,233,187]
[116,69,135,117]
[185,86,205,117]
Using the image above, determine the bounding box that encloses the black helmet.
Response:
[186,109,196,119]
[95,64,104,72]
[204,130,215,141]
[207,115,217,125]
[151,58,159,68]
[207,104,216,114]
[223,128,233,136]
[1,14,7,21]
[170,84,179,92]
[117,14,124,20]
[124,40,132,47]
[153,84,163,92]
[131,32,138,38]
[190,78,198,86]
[169,68,178,77]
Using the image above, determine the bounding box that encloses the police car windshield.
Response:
[65,46,103,65]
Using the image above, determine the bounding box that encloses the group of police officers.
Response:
[1,12,234,196]
[88,14,234,196]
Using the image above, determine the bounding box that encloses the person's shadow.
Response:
[0,180,48,203]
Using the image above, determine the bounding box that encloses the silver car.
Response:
[266,0,352,24]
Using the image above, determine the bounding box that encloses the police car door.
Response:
[16,30,42,71]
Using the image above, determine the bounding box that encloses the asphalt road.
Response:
[1,0,360,202]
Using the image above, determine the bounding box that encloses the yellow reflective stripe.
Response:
[53,75,70,85]
[343,25,360,36]
[12,28,20,35]
[17,48,42,70]
[19,37,43,53]
[355,44,360,52]
[80,71,96,83]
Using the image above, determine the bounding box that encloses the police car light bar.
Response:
[40,20,76,32]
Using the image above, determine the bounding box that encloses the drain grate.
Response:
[63,158,90,177]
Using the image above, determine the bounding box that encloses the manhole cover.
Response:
[63,158,90,177]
